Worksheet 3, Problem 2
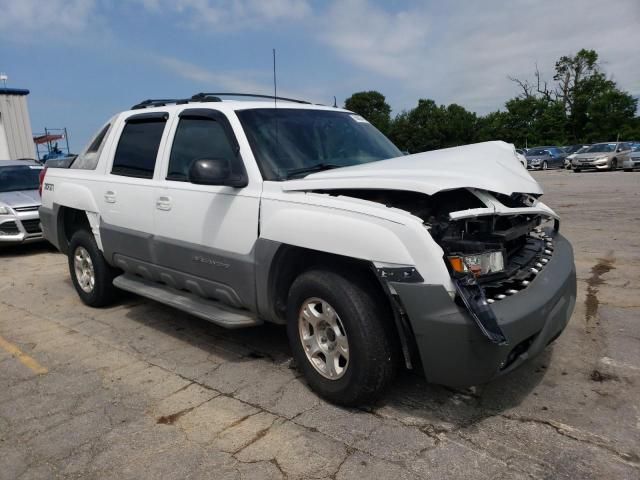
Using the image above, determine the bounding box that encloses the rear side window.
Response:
[167,116,237,181]
[112,115,167,179]
[72,122,112,170]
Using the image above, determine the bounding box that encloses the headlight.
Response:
[448,251,505,276]
[0,205,11,215]
[595,156,608,162]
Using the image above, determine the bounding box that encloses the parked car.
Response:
[0,160,45,245]
[525,146,565,170]
[571,142,632,172]
[515,148,527,156]
[564,145,590,169]
[622,143,640,171]
[39,93,576,406]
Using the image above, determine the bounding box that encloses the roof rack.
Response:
[130,92,311,110]
[191,92,311,104]
[130,98,209,110]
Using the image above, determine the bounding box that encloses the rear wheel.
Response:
[287,269,398,406]
[68,229,119,307]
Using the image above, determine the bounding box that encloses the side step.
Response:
[113,274,261,329]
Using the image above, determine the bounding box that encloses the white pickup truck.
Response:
[40,93,576,405]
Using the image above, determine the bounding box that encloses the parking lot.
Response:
[1,170,639,479]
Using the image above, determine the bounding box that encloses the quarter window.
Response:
[112,116,167,179]
[167,116,237,181]
[71,122,112,170]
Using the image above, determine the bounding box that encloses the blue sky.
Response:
[1,0,638,151]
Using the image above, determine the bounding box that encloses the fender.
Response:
[260,200,414,265]
[53,181,100,214]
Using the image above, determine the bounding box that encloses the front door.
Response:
[152,108,260,310]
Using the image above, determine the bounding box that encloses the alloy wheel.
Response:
[298,298,349,380]
[74,246,95,293]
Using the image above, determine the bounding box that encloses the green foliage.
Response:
[346,49,638,152]
[344,91,392,134]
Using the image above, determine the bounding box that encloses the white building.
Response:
[0,87,36,160]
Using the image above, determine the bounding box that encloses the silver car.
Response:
[572,142,632,172]
[622,144,640,171]
[0,160,45,245]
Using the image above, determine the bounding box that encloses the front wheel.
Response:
[68,230,119,307]
[542,161,548,170]
[610,159,618,171]
[287,269,398,406]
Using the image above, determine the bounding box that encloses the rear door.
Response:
[152,108,260,310]
[99,111,170,265]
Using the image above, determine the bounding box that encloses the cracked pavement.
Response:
[1,171,639,479]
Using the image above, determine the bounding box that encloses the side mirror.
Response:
[188,158,248,187]
[617,147,623,152]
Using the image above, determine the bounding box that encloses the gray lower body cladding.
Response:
[100,222,257,311]
[393,232,576,387]
[39,205,63,251]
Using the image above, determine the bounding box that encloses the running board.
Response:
[113,274,261,329]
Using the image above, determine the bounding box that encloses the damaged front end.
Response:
[433,193,558,346]
[325,188,560,347]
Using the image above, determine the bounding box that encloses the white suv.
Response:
[40,93,576,405]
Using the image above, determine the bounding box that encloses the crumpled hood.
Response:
[0,190,41,208]
[282,141,542,197]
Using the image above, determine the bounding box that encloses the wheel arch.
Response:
[54,206,91,255]
[256,240,416,369]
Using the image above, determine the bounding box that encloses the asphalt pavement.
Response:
[1,169,639,479]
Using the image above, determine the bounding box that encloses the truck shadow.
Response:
[120,296,549,429]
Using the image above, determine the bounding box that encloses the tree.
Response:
[347,48,639,153]
[344,91,392,134]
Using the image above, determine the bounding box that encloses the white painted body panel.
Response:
[283,141,541,197]
[260,182,455,292]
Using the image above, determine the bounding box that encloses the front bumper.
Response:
[573,161,609,170]
[392,232,576,387]
[0,212,45,244]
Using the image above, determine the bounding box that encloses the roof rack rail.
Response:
[191,92,311,104]
[131,97,218,110]
[130,92,311,110]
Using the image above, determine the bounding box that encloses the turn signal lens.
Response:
[448,256,466,273]
[448,251,505,277]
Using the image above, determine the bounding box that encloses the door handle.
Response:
[104,191,116,203]
[156,196,172,211]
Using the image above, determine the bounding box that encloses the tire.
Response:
[573,168,581,173]
[286,269,398,406]
[610,159,617,171]
[542,161,548,170]
[68,229,119,307]
[624,169,632,172]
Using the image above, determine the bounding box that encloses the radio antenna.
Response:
[272,48,277,108]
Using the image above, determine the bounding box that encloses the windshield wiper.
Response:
[285,163,343,179]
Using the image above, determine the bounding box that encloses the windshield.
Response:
[575,146,590,154]
[236,108,402,180]
[631,144,640,152]
[586,143,615,153]
[0,165,42,193]
[526,148,549,156]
